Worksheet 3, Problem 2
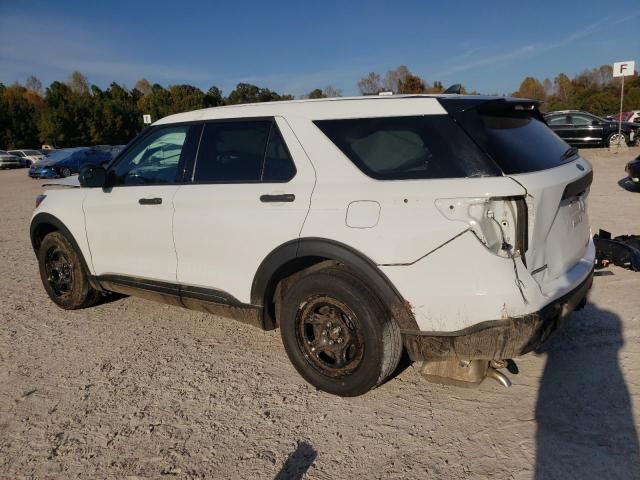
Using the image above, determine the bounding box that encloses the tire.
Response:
[279,266,402,397]
[60,167,71,177]
[37,232,100,309]
[606,132,628,147]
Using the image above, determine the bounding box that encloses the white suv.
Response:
[8,149,46,166]
[30,95,594,396]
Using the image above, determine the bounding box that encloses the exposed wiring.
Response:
[488,214,528,304]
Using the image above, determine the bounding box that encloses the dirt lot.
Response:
[1,148,640,479]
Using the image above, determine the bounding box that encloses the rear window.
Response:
[475,111,573,174]
[314,116,499,180]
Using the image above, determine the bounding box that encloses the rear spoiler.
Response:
[440,97,541,114]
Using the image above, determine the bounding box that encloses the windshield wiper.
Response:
[560,146,579,161]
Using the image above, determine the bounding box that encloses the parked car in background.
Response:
[8,149,46,166]
[28,147,113,178]
[0,150,23,169]
[544,110,639,147]
[30,95,594,395]
[608,110,640,124]
[626,155,640,185]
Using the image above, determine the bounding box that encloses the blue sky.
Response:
[1,0,639,97]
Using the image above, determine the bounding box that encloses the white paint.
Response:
[34,96,595,334]
[345,201,381,228]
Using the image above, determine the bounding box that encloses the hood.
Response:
[35,156,76,167]
[42,175,81,187]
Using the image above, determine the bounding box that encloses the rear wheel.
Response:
[606,132,628,147]
[60,167,72,177]
[38,232,100,309]
[279,266,402,396]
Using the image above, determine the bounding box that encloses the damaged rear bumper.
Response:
[402,268,593,362]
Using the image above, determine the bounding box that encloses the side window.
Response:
[314,116,493,180]
[569,114,592,126]
[193,119,296,183]
[546,115,568,125]
[262,124,296,182]
[110,126,190,186]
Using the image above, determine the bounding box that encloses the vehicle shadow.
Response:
[618,176,640,193]
[95,292,127,306]
[534,303,640,479]
[273,441,317,480]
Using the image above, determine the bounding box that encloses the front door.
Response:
[172,117,315,304]
[84,124,201,282]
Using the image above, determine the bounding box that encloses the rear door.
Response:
[568,113,604,145]
[172,117,315,304]
[446,100,592,294]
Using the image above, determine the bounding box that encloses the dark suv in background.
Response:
[544,110,639,147]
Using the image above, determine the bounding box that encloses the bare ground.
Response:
[1,147,639,480]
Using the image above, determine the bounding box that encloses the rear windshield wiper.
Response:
[560,146,579,162]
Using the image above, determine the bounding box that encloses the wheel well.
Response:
[261,256,333,330]
[254,240,419,333]
[31,222,59,251]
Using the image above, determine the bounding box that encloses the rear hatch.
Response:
[441,97,592,293]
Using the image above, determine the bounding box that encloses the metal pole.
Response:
[618,75,624,145]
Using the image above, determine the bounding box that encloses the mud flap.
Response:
[594,230,640,271]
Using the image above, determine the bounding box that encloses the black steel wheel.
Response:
[295,296,365,378]
[44,246,74,296]
[280,266,402,397]
[38,232,100,309]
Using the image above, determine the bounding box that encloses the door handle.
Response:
[260,194,295,203]
[139,197,162,205]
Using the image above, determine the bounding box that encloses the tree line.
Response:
[1,64,638,150]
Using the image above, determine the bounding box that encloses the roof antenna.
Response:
[443,84,463,94]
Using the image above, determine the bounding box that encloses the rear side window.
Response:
[194,120,296,183]
[314,116,498,180]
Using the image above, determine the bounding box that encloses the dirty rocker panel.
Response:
[96,274,263,328]
[403,268,593,362]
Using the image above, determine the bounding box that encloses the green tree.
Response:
[397,74,426,94]
[0,84,41,149]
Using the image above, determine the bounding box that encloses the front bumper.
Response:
[402,268,593,361]
[28,168,58,178]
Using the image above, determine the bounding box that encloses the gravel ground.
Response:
[1,147,639,479]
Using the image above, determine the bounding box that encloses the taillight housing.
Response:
[436,196,528,263]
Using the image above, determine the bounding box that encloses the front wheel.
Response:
[38,232,100,309]
[279,266,402,397]
[607,132,628,147]
[60,167,72,177]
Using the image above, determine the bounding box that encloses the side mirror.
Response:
[79,165,107,188]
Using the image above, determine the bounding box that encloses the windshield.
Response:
[46,149,80,161]
[0,150,8,155]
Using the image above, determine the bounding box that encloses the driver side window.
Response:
[110,126,190,186]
